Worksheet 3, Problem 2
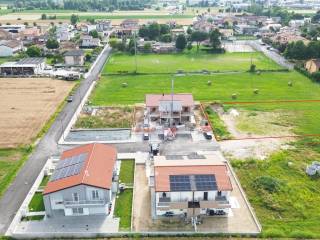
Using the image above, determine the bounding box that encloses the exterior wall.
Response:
[64,55,84,66]
[0,46,14,56]
[44,184,111,218]
[305,61,320,73]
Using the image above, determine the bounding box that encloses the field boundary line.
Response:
[223,99,320,105]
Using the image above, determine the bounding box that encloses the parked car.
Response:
[143,133,149,141]
[163,211,174,217]
[203,132,213,140]
[66,96,73,102]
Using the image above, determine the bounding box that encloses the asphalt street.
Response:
[0,46,112,234]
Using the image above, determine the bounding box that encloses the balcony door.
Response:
[203,192,208,201]
[73,192,79,202]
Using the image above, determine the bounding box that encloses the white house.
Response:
[0,40,23,56]
[151,152,233,218]
[43,143,118,217]
[81,35,100,48]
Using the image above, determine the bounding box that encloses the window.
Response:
[72,208,84,215]
[162,192,167,198]
[73,193,79,202]
[203,192,208,201]
[217,191,222,196]
[92,190,99,200]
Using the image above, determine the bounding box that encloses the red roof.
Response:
[44,143,117,195]
[146,94,194,107]
[155,165,233,192]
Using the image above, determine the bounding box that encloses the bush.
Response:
[253,88,259,94]
[253,175,281,193]
[231,93,237,99]
[249,64,256,72]
[288,81,293,86]
[207,80,212,86]
[122,82,128,88]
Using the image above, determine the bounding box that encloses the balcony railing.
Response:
[64,199,106,207]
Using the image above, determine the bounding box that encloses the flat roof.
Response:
[146,94,194,107]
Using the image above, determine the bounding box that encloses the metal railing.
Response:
[64,199,105,206]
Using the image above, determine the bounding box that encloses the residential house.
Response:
[81,24,97,34]
[20,28,41,43]
[64,49,85,66]
[220,29,234,39]
[146,93,194,124]
[151,152,233,218]
[43,143,118,218]
[0,40,23,57]
[56,24,74,42]
[116,19,139,37]
[193,20,216,33]
[96,20,112,32]
[234,24,258,35]
[305,59,320,73]
[289,19,305,28]
[0,58,46,75]
[81,35,100,48]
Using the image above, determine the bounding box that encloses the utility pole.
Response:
[170,77,174,127]
[134,31,137,73]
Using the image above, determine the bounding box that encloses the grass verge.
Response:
[119,159,135,185]
[205,106,231,140]
[28,192,45,212]
[115,189,133,230]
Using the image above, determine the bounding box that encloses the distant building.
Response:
[43,143,118,218]
[220,29,234,39]
[64,50,85,66]
[151,152,233,218]
[96,20,112,32]
[0,58,46,75]
[146,93,194,124]
[20,28,41,42]
[171,28,185,40]
[116,19,139,37]
[0,29,12,40]
[0,24,25,33]
[305,59,320,74]
[81,35,101,48]
[56,25,74,42]
[0,40,23,57]
[234,25,258,35]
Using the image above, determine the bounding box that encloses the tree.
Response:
[209,29,221,50]
[89,30,99,38]
[159,24,170,35]
[175,34,187,51]
[191,31,208,51]
[143,43,152,52]
[187,42,193,51]
[187,26,192,35]
[41,13,47,20]
[26,45,41,57]
[138,25,149,38]
[160,34,172,43]
[85,52,92,62]
[70,14,79,25]
[109,38,118,49]
[46,38,59,49]
[148,22,160,40]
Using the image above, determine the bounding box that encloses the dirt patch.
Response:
[75,106,133,129]
[0,78,75,148]
[213,106,295,160]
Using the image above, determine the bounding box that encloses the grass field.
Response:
[28,192,45,212]
[119,160,135,184]
[232,141,320,238]
[91,71,320,105]
[104,52,281,74]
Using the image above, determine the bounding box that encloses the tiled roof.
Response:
[43,143,117,195]
[146,94,194,107]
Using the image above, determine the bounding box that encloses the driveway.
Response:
[0,46,112,234]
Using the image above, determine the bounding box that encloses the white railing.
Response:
[64,199,105,206]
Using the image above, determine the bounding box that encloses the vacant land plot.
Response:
[90,71,320,105]
[104,52,281,74]
[0,78,75,148]
[232,142,320,238]
[74,106,133,129]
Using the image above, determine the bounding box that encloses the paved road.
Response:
[248,40,294,70]
[0,46,112,234]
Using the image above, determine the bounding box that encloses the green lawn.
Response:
[39,175,50,187]
[115,159,135,230]
[114,189,133,230]
[119,160,135,184]
[232,141,320,238]
[90,71,320,105]
[28,192,45,212]
[0,147,32,197]
[205,106,231,140]
[104,52,281,74]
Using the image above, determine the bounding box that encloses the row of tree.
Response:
[13,0,151,12]
[284,40,320,60]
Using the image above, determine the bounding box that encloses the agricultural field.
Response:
[0,78,75,148]
[104,52,281,74]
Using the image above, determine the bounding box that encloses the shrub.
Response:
[231,93,237,99]
[207,80,212,86]
[249,64,256,72]
[253,175,281,193]
[253,88,259,94]
[122,82,128,88]
[288,81,293,86]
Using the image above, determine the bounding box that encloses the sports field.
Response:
[104,52,281,74]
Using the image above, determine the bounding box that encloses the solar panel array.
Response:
[169,174,217,192]
[50,153,88,182]
[195,174,217,191]
[170,175,191,191]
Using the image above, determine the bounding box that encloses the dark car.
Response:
[203,132,213,140]
[163,211,174,217]
[66,96,73,102]
[143,133,149,141]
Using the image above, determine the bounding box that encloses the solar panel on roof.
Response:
[169,175,191,191]
[50,153,88,182]
[195,174,217,191]
[169,174,217,192]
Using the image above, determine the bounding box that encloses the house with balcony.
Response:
[151,152,233,218]
[145,94,194,125]
[43,143,118,218]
